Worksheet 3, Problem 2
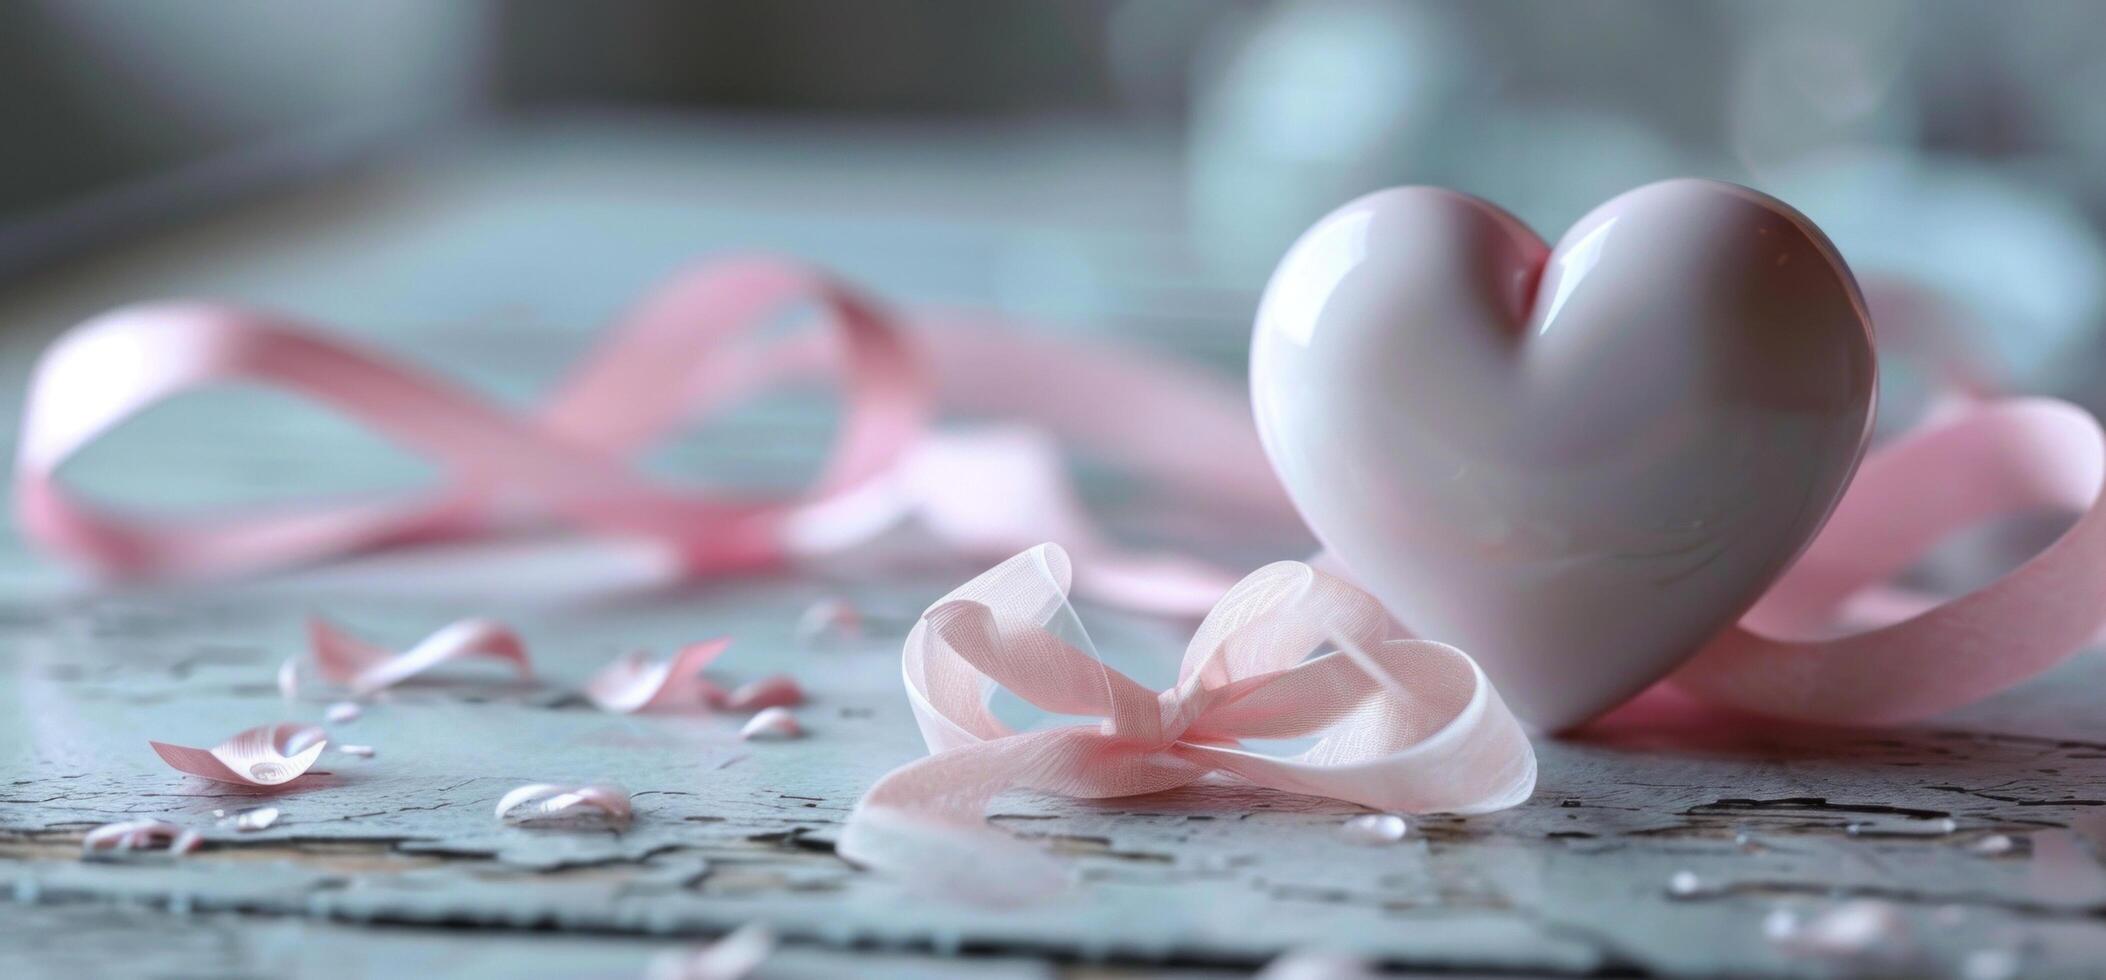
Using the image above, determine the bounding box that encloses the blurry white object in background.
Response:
[1722,1,1917,180]
[1186,0,1469,276]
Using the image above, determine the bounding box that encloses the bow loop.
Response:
[845,544,1538,900]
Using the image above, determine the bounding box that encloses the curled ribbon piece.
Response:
[837,544,1535,901]
[583,639,803,714]
[82,819,203,856]
[149,722,327,787]
[307,617,532,696]
[495,782,634,829]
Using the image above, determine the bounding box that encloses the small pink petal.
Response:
[325,701,362,724]
[496,783,632,828]
[647,923,776,980]
[739,707,802,741]
[150,722,328,787]
[82,820,203,855]
[339,744,376,758]
[584,639,731,714]
[794,598,863,646]
[724,675,803,711]
[308,616,531,695]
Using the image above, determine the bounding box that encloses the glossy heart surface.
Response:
[1251,179,1876,731]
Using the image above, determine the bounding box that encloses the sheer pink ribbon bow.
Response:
[838,543,1535,901]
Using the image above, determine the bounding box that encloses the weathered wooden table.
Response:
[4,117,2104,978]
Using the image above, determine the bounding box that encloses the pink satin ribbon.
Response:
[14,256,2106,729]
[836,543,1535,902]
[14,257,1273,615]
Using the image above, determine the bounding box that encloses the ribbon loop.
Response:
[1673,396,2106,724]
[842,543,1537,899]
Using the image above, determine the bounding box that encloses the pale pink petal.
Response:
[495,783,632,829]
[150,722,328,787]
[646,923,776,980]
[82,820,202,855]
[308,617,531,696]
[723,674,803,711]
[739,707,802,741]
[583,639,731,714]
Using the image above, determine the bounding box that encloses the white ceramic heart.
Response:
[1251,179,1876,731]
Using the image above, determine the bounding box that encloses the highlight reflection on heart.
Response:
[1251,179,1876,731]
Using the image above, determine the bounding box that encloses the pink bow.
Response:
[838,544,1535,900]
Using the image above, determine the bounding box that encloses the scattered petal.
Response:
[308,616,531,696]
[324,701,362,724]
[739,707,802,741]
[794,598,863,647]
[647,923,776,980]
[150,723,327,787]
[1968,833,2015,855]
[218,806,280,832]
[1769,899,1910,961]
[584,639,730,713]
[496,783,632,829]
[339,745,376,758]
[1667,869,1703,897]
[724,674,804,711]
[1338,814,1409,845]
[82,820,203,856]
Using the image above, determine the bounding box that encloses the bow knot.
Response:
[840,544,1538,901]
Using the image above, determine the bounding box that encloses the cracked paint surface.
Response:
[6,585,2106,977]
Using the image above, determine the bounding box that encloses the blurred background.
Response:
[3,0,2105,575]
[7,0,2106,370]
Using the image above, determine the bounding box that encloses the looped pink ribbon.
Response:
[13,257,1273,615]
[15,258,923,581]
[14,255,2106,728]
[837,543,1534,901]
[1672,395,2106,725]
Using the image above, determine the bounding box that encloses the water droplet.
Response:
[339,744,376,758]
[1762,907,1800,940]
[1768,899,1908,960]
[220,807,279,832]
[1968,833,2014,856]
[1338,814,1409,844]
[1667,870,1702,897]
[325,702,362,724]
[247,762,287,782]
